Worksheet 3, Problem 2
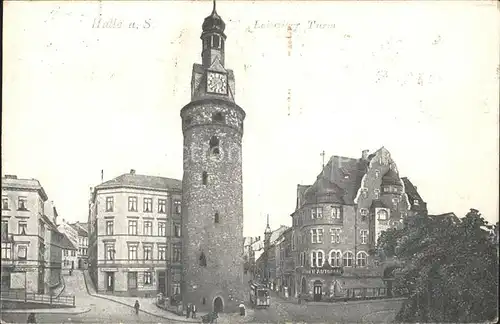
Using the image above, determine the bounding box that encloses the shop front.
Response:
[297,266,344,301]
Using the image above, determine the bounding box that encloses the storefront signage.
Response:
[100,268,118,272]
[301,267,343,275]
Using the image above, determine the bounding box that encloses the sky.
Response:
[2,1,499,237]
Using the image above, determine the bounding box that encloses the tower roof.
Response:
[202,0,226,34]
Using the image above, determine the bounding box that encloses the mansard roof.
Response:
[95,172,182,192]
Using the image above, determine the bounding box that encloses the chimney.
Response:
[101,170,104,183]
[130,169,136,175]
[4,175,18,179]
[362,150,369,160]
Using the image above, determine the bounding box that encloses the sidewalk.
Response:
[81,270,255,323]
[1,307,91,314]
[81,270,198,323]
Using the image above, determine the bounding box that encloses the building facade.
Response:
[258,148,427,302]
[57,219,79,272]
[88,170,182,297]
[70,222,89,269]
[180,2,246,313]
[1,175,74,294]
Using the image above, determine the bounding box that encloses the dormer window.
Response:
[361,189,368,199]
[375,170,380,178]
[413,200,419,206]
[360,209,368,216]
[392,197,399,206]
[374,189,380,199]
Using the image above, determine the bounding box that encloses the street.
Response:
[251,292,404,323]
[1,273,405,324]
[1,271,173,324]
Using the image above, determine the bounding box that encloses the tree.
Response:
[377,209,499,323]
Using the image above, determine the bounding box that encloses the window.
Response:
[375,170,380,178]
[331,207,341,219]
[360,230,369,244]
[330,228,341,243]
[105,244,115,260]
[144,271,152,285]
[18,245,27,260]
[311,250,324,268]
[128,220,138,235]
[173,245,181,262]
[1,221,8,238]
[158,199,167,213]
[361,189,368,199]
[158,245,166,261]
[212,35,220,48]
[199,251,207,267]
[143,198,153,212]
[214,212,219,223]
[128,197,138,212]
[360,209,368,217]
[392,197,399,206]
[158,222,166,236]
[374,189,380,200]
[329,250,342,267]
[2,197,9,210]
[212,112,225,123]
[413,199,420,206]
[1,243,12,260]
[377,209,388,220]
[18,222,27,235]
[311,207,323,219]
[383,187,390,193]
[202,171,208,185]
[64,250,68,256]
[144,221,152,236]
[310,228,323,243]
[357,251,368,267]
[105,197,114,212]
[174,200,181,214]
[209,136,220,155]
[18,197,28,210]
[143,245,152,260]
[128,245,138,260]
[71,250,76,256]
[106,221,114,235]
[174,224,181,238]
[172,283,181,295]
[343,251,353,267]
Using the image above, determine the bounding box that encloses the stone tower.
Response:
[180,0,246,313]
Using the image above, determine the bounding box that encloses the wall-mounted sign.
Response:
[302,268,343,275]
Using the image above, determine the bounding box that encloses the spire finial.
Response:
[266,214,269,227]
[212,0,216,14]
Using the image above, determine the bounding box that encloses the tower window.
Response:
[203,38,209,50]
[212,112,225,123]
[209,136,220,155]
[214,212,219,223]
[212,35,220,48]
[202,297,206,305]
[199,251,207,267]
[202,172,208,185]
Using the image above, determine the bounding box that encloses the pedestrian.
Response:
[191,303,197,318]
[134,300,140,315]
[27,312,36,323]
[186,303,191,318]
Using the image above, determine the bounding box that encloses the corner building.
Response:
[180,3,246,313]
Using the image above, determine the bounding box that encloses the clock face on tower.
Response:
[207,72,228,95]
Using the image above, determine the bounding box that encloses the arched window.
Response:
[214,212,219,223]
[356,251,368,267]
[343,251,353,267]
[202,171,208,185]
[329,250,342,267]
[209,136,220,155]
[212,112,225,123]
[199,251,207,267]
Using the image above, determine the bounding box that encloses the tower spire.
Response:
[265,214,271,233]
[212,0,216,14]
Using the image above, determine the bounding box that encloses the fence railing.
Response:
[0,290,75,307]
